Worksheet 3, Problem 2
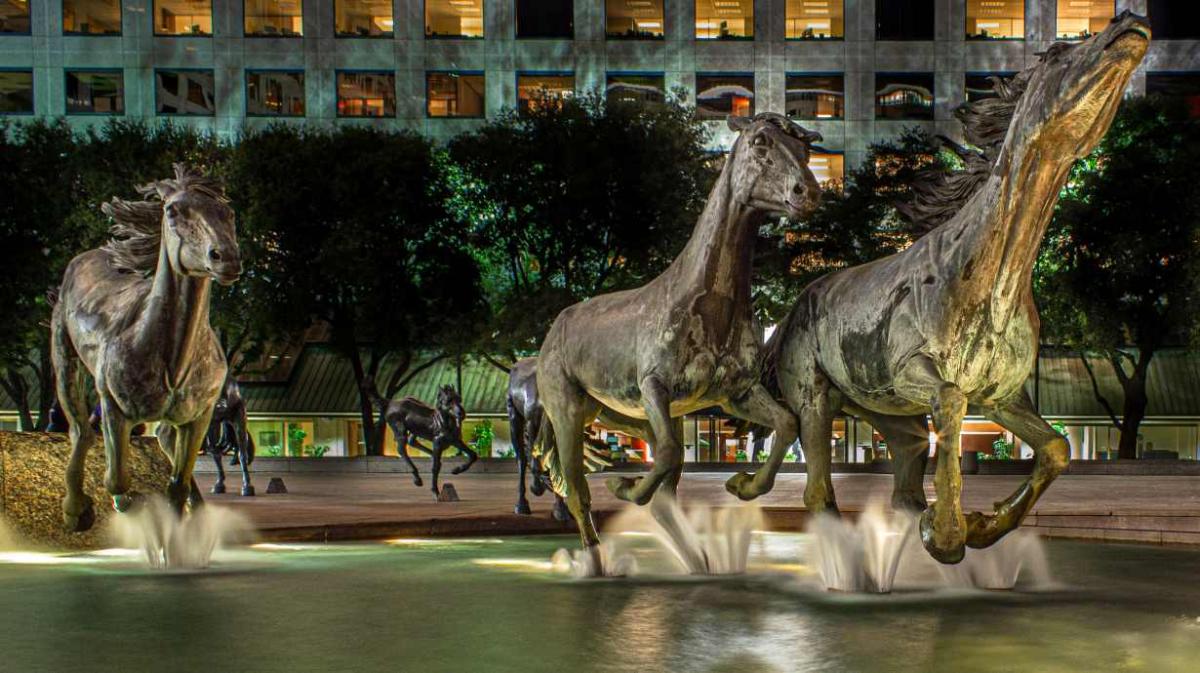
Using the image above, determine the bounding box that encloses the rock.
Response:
[0,431,172,550]
[437,483,460,502]
[266,477,288,494]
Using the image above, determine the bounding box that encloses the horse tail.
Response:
[534,415,567,498]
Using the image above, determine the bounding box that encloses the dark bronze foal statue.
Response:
[202,379,255,497]
[369,383,478,500]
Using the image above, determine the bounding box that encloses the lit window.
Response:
[0,70,33,114]
[1148,1,1200,40]
[63,0,122,35]
[1147,74,1200,119]
[606,73,665,104]
[245,0,303,37]
[337,0,392,37]
[876,0,934,41]
[426,0,484,38]
[875,73,934,120]
[337,72,395,117]
[153,1,212,35]
[65,70,124,114]
[155,69,215,115]
[1,0,31,34]
[516,0,573,38]
[967,0,1023,39]
[517,73,574,115]
[606,0,663,39]
[786,0,843,39]
[696,0,753,39]
[965,72,1014,103]
[786,74,843,120]
[808,151,844,188]
[1056,0,1112,40]
[426,72,485,118]
[246,70,305,116]
[696,73,754,119]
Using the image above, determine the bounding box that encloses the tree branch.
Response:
[1079,352,1124,431]
[481,354,512,374]
[385,353,449,398]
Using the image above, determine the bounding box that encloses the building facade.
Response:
[2,1,1199,174]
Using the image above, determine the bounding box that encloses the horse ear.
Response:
[152,179,180,201]
[726,115,752,133]
[792,124,823,145]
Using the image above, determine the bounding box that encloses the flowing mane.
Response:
[896,60,1041,232]
[101,163,228,275]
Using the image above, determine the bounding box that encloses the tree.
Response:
[1037,96,1200,459]
[445,91,717,359]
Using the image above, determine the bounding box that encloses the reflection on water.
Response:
[0,535,1196,673]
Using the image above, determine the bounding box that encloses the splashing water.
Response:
[808,503,914,593]
[108,496,255,569]
[550,543,637,578]
[933,528,1053,590]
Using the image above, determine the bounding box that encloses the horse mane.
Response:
[100,163,228,276]
[895,68,1035,233]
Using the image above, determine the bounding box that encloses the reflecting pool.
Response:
[0,534,1197,673]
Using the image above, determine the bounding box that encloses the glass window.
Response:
[1,0,31,33]
[696,73,754,119]
[515,0,573,38]
[336,0,392,37]
[0,70,33,114]
[1148,1,1200,40]
[426,72,485,117]
[65,70,124,114]
[809,151,845,189]
[606,0,663,39]
[786,0,843,39]
[1147,74,1200,119]
[785,74,843,120]
[426,0,483,38]
[155,69,215,115]
[245,0,303,37]
[696,0,753,39]
[246,70,305,116]
[1056,0,1111,40]
[337,71,395,117]
[63,0,122,35]
[517,73,574,115]
[875,72,934,120]
[967,0,1023,39]
[876,0,933,40]
[153,0,212,35]
[606,73,665,104]
[965,72,1014,103]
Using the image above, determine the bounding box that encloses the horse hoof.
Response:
[241,485,256,497]
[112,492,142,514]
[723,472,764,501]
[530,479,547,497]
[552,500,570,523]
[63,495,96,533]
[515,502,532,516]
[413,476,424,487]
[920,507,966,565]
[211,483,226,495]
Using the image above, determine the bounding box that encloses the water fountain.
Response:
[109,496,254,569]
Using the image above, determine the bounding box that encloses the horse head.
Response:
[436,385,466,428]
[150,163,241,286]
[724,112,823,219]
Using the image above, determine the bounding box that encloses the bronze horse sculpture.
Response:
[202,379,256,497]
[536,113,822,570]
[737,12,1152,563]
[369,383,478,499]
[53,164,241,531]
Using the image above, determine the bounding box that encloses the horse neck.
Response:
[142,236,213,388]
[666,161,761,305]
[947,134,1074,328]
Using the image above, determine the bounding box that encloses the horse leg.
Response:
[648,419,709,573]
[430,439,444,500]
[54,318,96,532]
[527,405,549,497]
[165,415,211,517]
[97,394,138,513]
[450,437,478,474]
[238,443,255,496]
[392,422,423,487]
[606,376,684,506]
[509,403,532,515]
[966,391,1070,549]
[540,365,602,557]
[723,383,802,502]
[209,436,226,494]
[857,411,931,512]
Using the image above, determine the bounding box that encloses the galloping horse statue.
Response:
[737,12,1152,563]
[202,378,256,497]
[536,113,822,571]
[53,164,241,531]
[369,383,478,500]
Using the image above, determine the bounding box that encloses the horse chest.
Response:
[99,347,222,424]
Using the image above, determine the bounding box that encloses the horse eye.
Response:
[752,135,769,147]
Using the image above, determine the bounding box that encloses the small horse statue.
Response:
[368,383,478,500]
[52,163,241,531]
[202,379,256,497]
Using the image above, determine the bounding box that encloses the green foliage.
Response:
[986,437,1014,461]
[286,422,307,457]
[469,418,494,457]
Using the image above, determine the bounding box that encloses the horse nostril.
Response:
[209,250,222,262]
[792,183,805,195]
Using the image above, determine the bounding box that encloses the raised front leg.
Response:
[967,391,1070,548]
[450,438,478,474]
[606,376,684,506]
[723,383,802,503]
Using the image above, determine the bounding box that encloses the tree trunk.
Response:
[1115,350,1153,460]
[346,345,377,456]
[1,370,35,431]
[35,345,54,430]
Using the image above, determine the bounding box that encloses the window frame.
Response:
[151,0,214,37]
[63,67,126,116]
[965,0,1025,41]
[0,68,35,116]
[1054,0,1117,42]
[874,0,935,42]
[694,0,755,41]
[695,71,757,120]
[0,0,33,35]
[425,70,487,119]
[424,0,485,40]
[335,0,394,39]
[243,0,305,38]
[784,0,844,41]
[807,147,846,188]
[244,68,307,118]
[516,70,576,115]
[63,0,124,37]
[784,71,846,121]
[873,71,936,121]
[604,0,664,41]
[964,71,1017,104]
[1146,0,1200,41]
[335,69,398,118]
[153,67,217,117]
[604,71,667,104]
[514,0,575,40]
